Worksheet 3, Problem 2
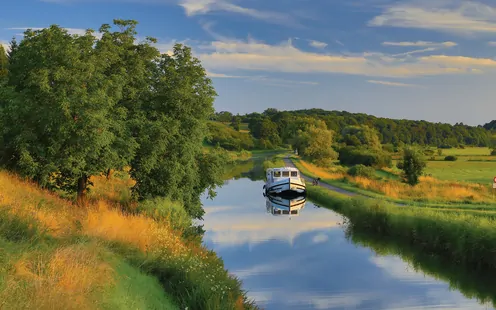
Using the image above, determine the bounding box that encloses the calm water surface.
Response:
[201,176,494,310]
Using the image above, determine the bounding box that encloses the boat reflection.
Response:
[265,194,307,216]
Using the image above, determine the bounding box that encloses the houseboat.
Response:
[263,166,306,196]
[265,194,306,216]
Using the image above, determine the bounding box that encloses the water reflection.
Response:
[265,194,306,217]
[201,175,493,310]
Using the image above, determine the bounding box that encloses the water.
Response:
[201,175,495,310]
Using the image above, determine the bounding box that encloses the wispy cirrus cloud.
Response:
[194,35,496,79]
[178,0,296,26]
[367,80,419,87]
[369,1,496,35]
[382,41,457,47]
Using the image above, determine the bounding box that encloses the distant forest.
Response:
[210,108,496,149]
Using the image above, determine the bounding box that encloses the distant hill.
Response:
[212,108,491,148]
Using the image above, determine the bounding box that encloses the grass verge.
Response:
[308,185,496,271]
[0,170,258,310]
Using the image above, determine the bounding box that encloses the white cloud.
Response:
[391,47,438,57]
[367,80,419,87]
[489,41,496,46]
[206,71,246,78]
[382,41,457,47]
[178,0,295,26]
[194,36,496,78]
[308,40,328,49]
[369,1,496,35]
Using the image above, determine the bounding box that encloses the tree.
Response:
[400,147,426,186]
[0,44,7,78]
[231,115,241,131]
[341,125,382,150]
[129,44,221,219]
[1,24,142,204]
[292,120,337,166]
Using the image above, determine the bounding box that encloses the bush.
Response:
[137,198,195,237]
[424,149,435,156]
[338,147,392,168]
[347,165,376,178]
[491,149,496,156]
[444,155,458,161]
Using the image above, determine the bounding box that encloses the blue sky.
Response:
[2,0,496,125]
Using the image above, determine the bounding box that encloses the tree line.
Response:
[212,108,493,149]
[0,20,226,219]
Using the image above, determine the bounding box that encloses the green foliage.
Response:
[444,155,458,161]
[347,165,376,178]
[400,147,426,186]
[231,115,241,131]
[338,147,392,168]
[309,186,496,273]
[382,144,395,153]
[0,45,8,78]
[292,120,338,166]
[341,125,382,150]
[206,121,254,151]
[491,149,496,156]
[1,24,140,202]
[225,108,492,148]
[437,149,443,156]
[0,20,226,217]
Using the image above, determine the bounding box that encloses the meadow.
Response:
[0,170,257,310]
[291,148,496,207]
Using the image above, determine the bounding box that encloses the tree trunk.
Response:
[106,168,111,180]
[77,175,88,206]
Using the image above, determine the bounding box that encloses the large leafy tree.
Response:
[293,120,337,166]
[130,44,220,219]
[1,25,137,203]
[0,20,225,212]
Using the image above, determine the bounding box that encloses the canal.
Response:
[200,164,495,310]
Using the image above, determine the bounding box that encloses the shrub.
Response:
[338,147,392,168]
[444,155,458,161]
[136,198,193,234]
[347,165,376,178]
[400,147,426,186]
[423,149,435,156]
[437,149,443,156]
[491,149,496,156]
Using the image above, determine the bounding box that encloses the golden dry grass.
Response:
[0,169,214,308]
[299,160,346,180]
[1,244,114,310]
[298,159,495,204]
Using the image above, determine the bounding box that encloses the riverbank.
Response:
[291,156,496,210]
[307,185,496,272]
[0,170,258,310]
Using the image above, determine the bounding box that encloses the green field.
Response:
[425,160,496,184]
[441,147,492,156]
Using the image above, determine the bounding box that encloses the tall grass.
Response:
[294,157,496,205]
[308,186,496,270]
[0,169,258,310]
[347,230,496,308]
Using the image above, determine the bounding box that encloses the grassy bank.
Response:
[292,156,496,207]
[0,171,257,310]
[347,229,496,308]
[308,185,496,271]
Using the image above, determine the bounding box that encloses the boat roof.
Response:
[267,167,299,172]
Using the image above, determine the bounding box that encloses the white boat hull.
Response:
[265,178,306,195]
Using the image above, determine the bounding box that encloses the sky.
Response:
[2,0,496,125]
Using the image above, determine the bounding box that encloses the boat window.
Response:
[282,171,290,177]
[291,171,298,177]
[273,171,281,177]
